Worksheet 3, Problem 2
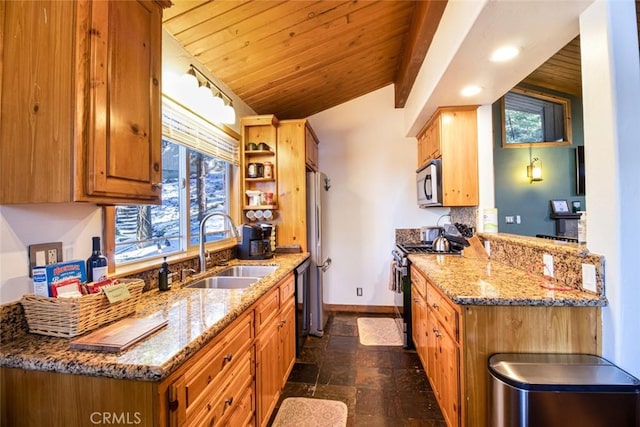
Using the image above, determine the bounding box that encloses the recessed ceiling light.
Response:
[491,46,520,62]
[461,85,482,97]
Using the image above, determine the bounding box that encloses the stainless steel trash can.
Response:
[488,353,640,427]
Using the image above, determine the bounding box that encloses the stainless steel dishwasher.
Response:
[294,258,310,356]
[489,353,640,427]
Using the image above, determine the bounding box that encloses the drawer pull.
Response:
[432,327,442,338]
[432,303,439,309]
[225,397,234,407]
[223,353,233,363]
[207,375,212,384]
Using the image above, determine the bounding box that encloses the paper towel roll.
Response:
[483,208,498,233]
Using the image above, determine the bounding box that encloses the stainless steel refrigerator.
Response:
[307,171,331,337]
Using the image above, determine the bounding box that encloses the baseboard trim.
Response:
[326,304,395,314]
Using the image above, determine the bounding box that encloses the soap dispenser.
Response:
[158,257,171,291]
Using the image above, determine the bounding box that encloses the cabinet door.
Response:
[82,0,162,203]
[438,326,460,427]
[305,125,319,171]
[255,318,280,427]
[0,0,77,203]
[440,109,478,206]
[278,299,296,388]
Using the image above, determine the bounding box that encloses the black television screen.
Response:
[576,146,585,195]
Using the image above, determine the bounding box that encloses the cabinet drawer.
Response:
[279,273,295,303]
[184,313,254,413]
[411,268,427,298]
[222,382,255,427]
[426,283,459,341]
[255,288,280,333]
[189,349,253,427]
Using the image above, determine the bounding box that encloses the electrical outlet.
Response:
[505,216,514,224]
[543,253,554,278]
[28,242,63,277]
[356,287,363,296]
[47,249,58,265]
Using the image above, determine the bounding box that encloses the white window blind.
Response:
[162,96,239,165]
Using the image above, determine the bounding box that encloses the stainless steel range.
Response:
[391,242,461,348]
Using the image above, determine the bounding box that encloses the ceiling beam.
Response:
[394,0,448,108]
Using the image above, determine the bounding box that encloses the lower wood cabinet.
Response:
[255,273,296,426]
[167,310,255,426]
[410,265,602,427]
[411,267,461,427]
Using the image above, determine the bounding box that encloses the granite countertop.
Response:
[409,254,607,307]
[0,253,309,382]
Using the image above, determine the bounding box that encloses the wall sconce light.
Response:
[527,157,543,182]
[165,64,236,125]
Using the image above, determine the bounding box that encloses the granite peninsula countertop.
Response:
[409,254,607,307]
[0,253,309,382]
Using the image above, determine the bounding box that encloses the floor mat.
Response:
[271,397,348,427]
[357,317,403,346]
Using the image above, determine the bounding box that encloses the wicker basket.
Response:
[20,279,145,338]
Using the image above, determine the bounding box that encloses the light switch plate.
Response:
[28,242,63,278]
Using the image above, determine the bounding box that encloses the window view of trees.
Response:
[115,139,229,264]
[504,109,543,143]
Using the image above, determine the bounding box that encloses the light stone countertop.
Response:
[409,254,607,307]
[0,253,309,382]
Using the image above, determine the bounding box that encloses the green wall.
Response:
[492,84,585,237]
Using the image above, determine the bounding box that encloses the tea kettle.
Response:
[432,232,450,252]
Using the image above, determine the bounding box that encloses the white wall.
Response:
[309,85,449,307]
[0,204,102,303]
[580,0,640,376]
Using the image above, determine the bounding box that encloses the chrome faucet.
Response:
[199,212,240,273]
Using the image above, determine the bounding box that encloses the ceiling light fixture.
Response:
[168,64,236,125]
[491,46,520,62]
[461,85,482,97]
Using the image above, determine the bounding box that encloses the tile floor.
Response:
[270,312,447,426]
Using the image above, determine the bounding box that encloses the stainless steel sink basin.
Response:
[187,276,259,289]
[214,265,278,278]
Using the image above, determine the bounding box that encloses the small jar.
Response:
[263,162,273,179]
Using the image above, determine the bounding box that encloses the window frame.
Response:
[103,116,240,276]
[501,86,573,148]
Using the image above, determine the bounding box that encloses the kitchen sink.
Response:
[187,276,259,289]
[213,265,278,278]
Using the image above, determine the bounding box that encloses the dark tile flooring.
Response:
[270,312,446,426]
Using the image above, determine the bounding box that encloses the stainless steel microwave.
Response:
[417,159,442,207]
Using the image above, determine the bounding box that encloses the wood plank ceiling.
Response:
[163,0,446,119]
[164,1,639,119]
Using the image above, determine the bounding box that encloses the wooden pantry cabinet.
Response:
[240,115,320,252]
[416,106,479,206]
[410,265,602,427]
[277,119,319,252]
[0,0,167,204]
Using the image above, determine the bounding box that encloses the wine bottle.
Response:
[86,236,108,282]
[158,257,170,291]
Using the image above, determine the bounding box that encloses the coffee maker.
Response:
[238,224,273,260]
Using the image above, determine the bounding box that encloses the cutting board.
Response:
[70,316,168,352]
[463,235,489,259]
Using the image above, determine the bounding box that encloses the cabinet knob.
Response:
[207,374,212,384]
[152,182,162,190]
[432,303,439,309]
[224,397,234,407]
[223,353,233,363]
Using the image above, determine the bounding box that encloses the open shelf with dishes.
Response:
[240,115,279,219]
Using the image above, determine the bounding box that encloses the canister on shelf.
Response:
[263,161,273,179]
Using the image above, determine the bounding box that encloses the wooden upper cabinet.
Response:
[0,0,167,205]
[304,125,319,171]
[417,106,479,207]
